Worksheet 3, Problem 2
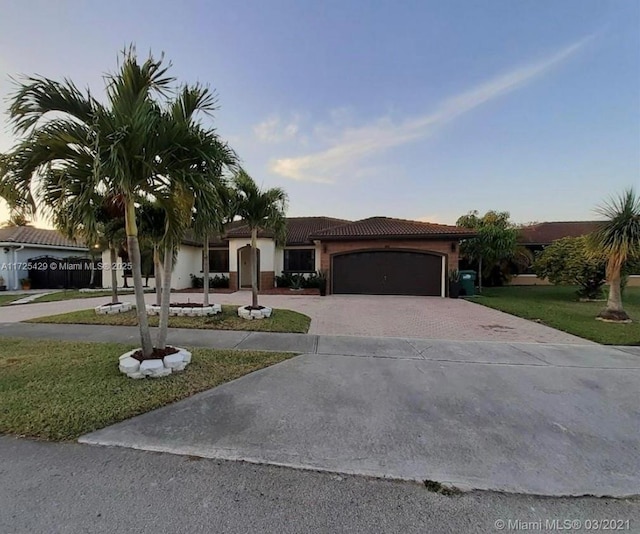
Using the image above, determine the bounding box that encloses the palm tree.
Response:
[590,188,640,323]
[195,179,238,307]
[457,210,520,292]
[2,48,227,357]
[232,170,287,309]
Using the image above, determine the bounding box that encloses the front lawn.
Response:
[0,337,294,441]
[28,304,311,333]
[474,286,640,345]
[30,289,133,303]
[0,294,20,306]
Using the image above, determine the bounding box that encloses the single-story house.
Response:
[0,226,90,290]
[511,220,640,286]
[103,216,475,296]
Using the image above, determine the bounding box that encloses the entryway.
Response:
[238,245,260,289]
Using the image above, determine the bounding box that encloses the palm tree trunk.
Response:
[251,227,258,308]
[156,243,173,349]
[125,198,153,356]
[203,232,210,307]
[109,245,119,304]
[599,264,630,321]
[478,256,483,294]
[89,251,96,288]
[154,244,162,306]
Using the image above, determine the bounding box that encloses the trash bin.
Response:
[458,270,476,297]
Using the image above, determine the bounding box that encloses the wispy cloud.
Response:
[270,35,593,184]
[253,114,300,143]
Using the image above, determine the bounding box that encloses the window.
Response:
[205,249,229,272]
[284,249,315,272]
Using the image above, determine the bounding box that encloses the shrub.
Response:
[275,272,322,289]
[190,274,229,289]
[533,236,607,300]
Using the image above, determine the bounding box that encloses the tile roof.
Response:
[309,217,475,240]
[182,220,247,247]
[0,226,87,249]
[518,221,604,245]
[224,217,352,245]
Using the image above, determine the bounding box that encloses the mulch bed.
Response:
[132,346,179,362]
[168,303,210,308]
[99,302,123,307]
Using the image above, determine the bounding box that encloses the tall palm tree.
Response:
[195,179,238,307]
[590,188,640,323]
[2,48,227,357]
[232,170,287,309]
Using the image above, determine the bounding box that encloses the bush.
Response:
[190,274,229,289]
[532,236,607,300]
[275,272,322,289]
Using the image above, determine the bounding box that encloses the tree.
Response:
[456,210,522,291]
[589,188,640,322]
[1,48,229,357]
[194,179,237,307]
[232,170,287,309]
[2,211,30,227]
[533,236,607,300]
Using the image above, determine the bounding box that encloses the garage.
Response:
[332,250,443,296]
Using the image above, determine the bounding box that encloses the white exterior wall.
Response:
[0,248,10,288]
[172,245,202,289]
[100,245,202,290]
[228,238,276,272]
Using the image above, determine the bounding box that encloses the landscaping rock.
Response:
[164,353,184,369]
[140,359,164,376]
[95,302,133,315]
[119,356,140,374]
[238,305,272,320]
[181,350,192,364]
[119,350,136,361]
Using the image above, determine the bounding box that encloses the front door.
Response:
[238,246,260,289]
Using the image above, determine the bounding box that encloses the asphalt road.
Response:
[1,437,638,534]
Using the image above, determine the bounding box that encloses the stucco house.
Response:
[0,226,90,290]
[104,216,474,297]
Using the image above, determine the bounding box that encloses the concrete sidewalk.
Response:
[1,321,637,367]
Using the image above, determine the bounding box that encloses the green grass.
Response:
[0,337,294,441]
[474,286,640,345]
[30,289,130,303]
[28,304,312,333]
[0,294,20,306]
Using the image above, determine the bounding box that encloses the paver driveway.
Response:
[0,292,590,343]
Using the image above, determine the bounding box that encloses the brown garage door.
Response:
[332,250,442,296]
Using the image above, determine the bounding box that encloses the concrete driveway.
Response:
[80,338,640,497]
[0,292,590,344]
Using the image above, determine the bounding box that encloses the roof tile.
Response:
[309,217,475,239]
[0,226,87,249]
[518,221,604,244]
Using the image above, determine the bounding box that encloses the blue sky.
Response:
[0,0,638,226]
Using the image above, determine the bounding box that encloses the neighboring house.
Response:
[0,226,90,290]
[102,216,474,296]
[512,220,640,286]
